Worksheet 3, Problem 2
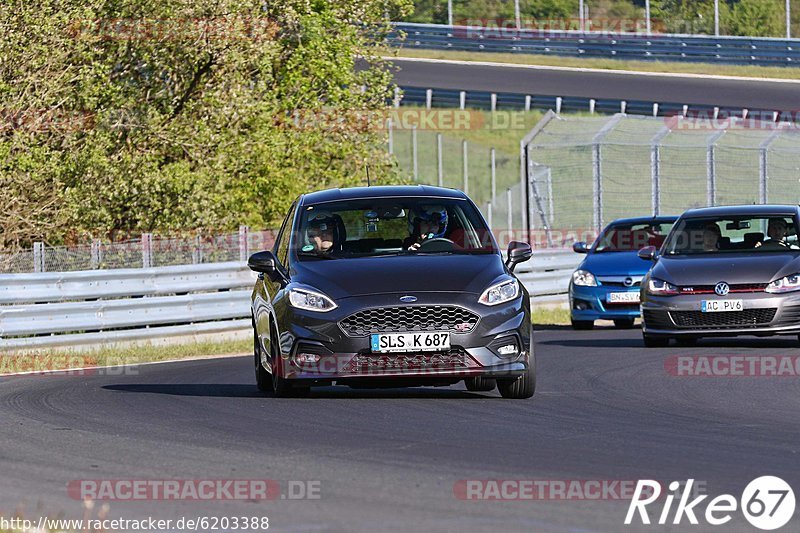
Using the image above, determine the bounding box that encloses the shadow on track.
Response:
[102,383,492,399]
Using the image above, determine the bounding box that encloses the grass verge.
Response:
[532,305,571,326]
[1,338,250,375]
[393,48,800,80]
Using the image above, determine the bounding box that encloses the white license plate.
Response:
[370,332,450,353]
[701,300,743,312]
[608,292,640,303]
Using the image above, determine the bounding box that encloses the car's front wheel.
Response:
[465,377,496,392]
[571,319,594,330]
[269,325,309,398]
[643,333,670,347]
[254,324,272,393]
[497,365,535,399]
[613,318,635,329]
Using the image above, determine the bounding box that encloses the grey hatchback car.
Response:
[639,204,800,347]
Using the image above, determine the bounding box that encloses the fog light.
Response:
[497,344,519,356]
[295,353,321,365]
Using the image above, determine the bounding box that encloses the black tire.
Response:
[643,333,670,348]
[465,377,497,392]
[268,325,310,397]
[613,318,635,329]
[571,319,594,330]
[498,335,536,400]
[254,324,272,393]
[675,336,698,347]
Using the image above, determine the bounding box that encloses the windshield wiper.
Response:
[297,252,338,260]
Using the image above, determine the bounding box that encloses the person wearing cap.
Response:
[404,205,448,251]
[303,213,338,256]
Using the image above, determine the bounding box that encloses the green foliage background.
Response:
[404,0,796,37]
[0,0,412,248]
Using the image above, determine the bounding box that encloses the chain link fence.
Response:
[0,227,277,274]
[523,112,800,245]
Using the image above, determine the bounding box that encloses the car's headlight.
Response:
[572,270,597,287]
[647,278,679,296]
[765,274,800,293]
[288,287,337,312]
[479,279,520,306]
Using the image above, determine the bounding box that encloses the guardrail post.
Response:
[33,242,44,273]
[462,139,469,194]
[239,225,250,262]
[620,100,627,114]
[490,93,497,112]
[437,133,443,186]
[90,239,101,270]
[555,97,562,114]
[589,99,595,114]
[652,103,659,117]
[525,95,531,111]
[459,91,466,110]
[141,233,152,268]
[393,87,401,108]
[411,125,418,182]
[425,89,432,110]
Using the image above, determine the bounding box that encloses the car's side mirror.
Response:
[572,241,589,254]
[506,241,532,272]
[637,246,658,261]
[248,251,279,275]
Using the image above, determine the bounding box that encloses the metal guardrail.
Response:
[0,262,256,352]
[398,86,767,120]
[0,251,579,351]
[392,22,800,66]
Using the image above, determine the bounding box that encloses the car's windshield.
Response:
[593,221,675,252]
[664,215,800,255]
[294,197,497,259]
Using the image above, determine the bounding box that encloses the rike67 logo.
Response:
[625,477,795,530]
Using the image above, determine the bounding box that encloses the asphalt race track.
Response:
[1,326,799,532]
[389,58,800,110]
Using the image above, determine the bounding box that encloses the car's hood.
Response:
[652,252,800,285]
[291,253,506,299]
[580,251,653,276]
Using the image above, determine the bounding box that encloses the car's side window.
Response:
[275,202,298,266]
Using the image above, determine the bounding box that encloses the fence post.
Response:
[387,118,393,155]
[590,114,623,233]
[759,129,782,204]
[490,148,497,202]
[33,242,44,273]
[547,168,554,225]
[506,188,513,237]
[650,126,670,217]
[706,130,725,206]
[141,233,152,268]
[411,125,418,182]
[193,234,203,264]
[437,133,443,187]
[487,201,493,230]
[90,239,101,270]
[239,225,250,262]
[462,139,468,194]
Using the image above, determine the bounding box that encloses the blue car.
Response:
[569,216,678,330]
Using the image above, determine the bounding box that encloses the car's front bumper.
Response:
[570,282,641,321]
[274,292,532,385]
[641,291,800,337]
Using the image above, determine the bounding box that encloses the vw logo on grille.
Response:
[714,282,730,296]
[624,277,634,287]
[399,295,417,303]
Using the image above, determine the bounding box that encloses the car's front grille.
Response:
[605,304,639,312]
[339,306,480,337]
[341,350,470,373]
[643,310,672,329]
[669,309,777,329]
[775,305,800,327]
[678,283,768,294]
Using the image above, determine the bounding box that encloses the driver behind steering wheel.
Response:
[404,205,448,251]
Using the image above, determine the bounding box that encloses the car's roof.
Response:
[682,204,800,218]
[606,215,679,226]
[300,185,467,205]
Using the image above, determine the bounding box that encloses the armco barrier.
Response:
[392,22,800,66]
[0,251,580,351]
